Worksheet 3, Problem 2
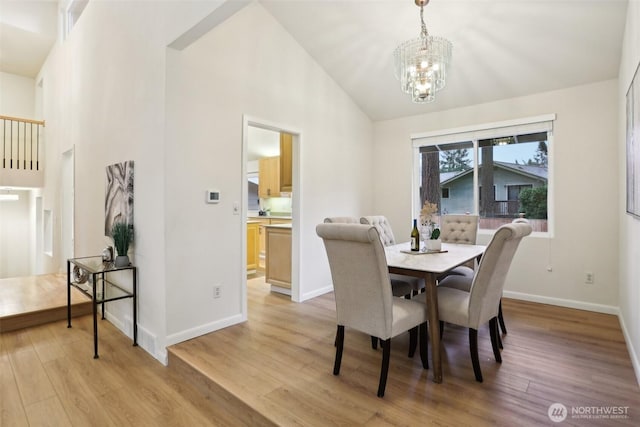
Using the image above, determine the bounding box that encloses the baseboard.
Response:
[617,312,640,388]
[502,290,619,314]
[299,285,333,302]
[165,313,245,348]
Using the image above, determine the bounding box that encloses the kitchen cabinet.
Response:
[265,224,292,294]
[251,217,290,270]
[247,222,260,273]
[280,132,293,193]
[258,156,280,198]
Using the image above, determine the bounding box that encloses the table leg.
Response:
[424,272,442,383]
[133,267,138,346]
[67,261,72,328]
[93,273,99,359]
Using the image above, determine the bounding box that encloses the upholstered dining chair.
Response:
[359,216,424,294]
[360,216,424,354]
[439,214,479,278]
[316,223,429,397]
[328,216,417,353]
[436,222,532,382]
[323,216,360,224]
[438,214,508,338]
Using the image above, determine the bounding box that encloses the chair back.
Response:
[440,214,479,245]
[467,222,532,327]
[316,223,394,338]
[360,216,396,246]
[324,216,359,224]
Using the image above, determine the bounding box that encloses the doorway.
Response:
[242,116,300,313]
[61,148,74,270]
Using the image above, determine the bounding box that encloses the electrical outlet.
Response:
[584,272,594,284]
[213,285,222,299]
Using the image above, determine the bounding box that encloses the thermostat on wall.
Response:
[206,190,220,204]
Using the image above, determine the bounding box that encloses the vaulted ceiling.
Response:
[0,0,629,121]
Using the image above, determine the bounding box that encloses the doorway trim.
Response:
[241,115,302,315]
[61,147,75,271]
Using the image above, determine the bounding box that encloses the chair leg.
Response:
[408,327,418,357]
[439,320,444,339]
[377,339,391,398]
[371,336,378,350]
[469,328,483,382]
[489,317,502,363]
[419,322,429,369]
[498,300,507,335]
[334,325,344,375]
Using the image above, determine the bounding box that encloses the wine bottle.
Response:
[410,219,420,251]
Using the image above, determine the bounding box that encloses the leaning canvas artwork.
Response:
[105,161,134,236]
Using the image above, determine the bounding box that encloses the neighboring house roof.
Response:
[440,161,547,186]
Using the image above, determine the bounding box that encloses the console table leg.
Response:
[93,292,99,359]
[67,260,72,328]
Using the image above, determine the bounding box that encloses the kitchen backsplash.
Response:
[261,197,292,215]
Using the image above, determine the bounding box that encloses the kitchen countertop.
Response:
[263,223,292,229]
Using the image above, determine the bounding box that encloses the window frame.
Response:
[411,114,555,237]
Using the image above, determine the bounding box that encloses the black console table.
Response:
[67,256,137,358]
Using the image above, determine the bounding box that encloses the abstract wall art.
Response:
[105,160,134,235]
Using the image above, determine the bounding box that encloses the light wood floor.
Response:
[2,274,640,426]
[0,274,92,332]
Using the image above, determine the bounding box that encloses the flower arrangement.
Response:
[419,201,441,240]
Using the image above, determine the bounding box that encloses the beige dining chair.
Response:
[439,214,479,278]
[323,216,360,224]
[316,223,429,397]
[360,215,424,354]
[436,222,532,382]
[359,216,424,293]
[328,216,417,353]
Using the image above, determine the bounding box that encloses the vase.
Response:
[115,255,130,267]
[425,239,442,252]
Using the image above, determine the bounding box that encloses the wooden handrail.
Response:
[0,115,45,126]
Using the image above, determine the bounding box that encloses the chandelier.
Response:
[393,0,452,103]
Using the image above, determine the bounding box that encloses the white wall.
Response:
[374,79,619,311]
[34,0,372,362]
[0,190,31,278]
[0,72,34,117]
[35,0,231,363]
[0,72,36,277]
[618,0,640,385]
[164,2,373,341]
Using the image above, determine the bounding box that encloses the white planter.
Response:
[425,239,442,251]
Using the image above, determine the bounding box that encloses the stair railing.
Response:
[1,115,45,171]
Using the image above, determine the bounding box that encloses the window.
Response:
[63,0,89,40]
[412,115,554,232]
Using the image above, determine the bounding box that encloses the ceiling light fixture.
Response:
[393,0,452,103]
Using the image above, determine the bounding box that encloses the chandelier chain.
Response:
[420,5,429,39]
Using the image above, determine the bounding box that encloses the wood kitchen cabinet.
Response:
[247,222,260,273]
[279,132,293,193]
[258,156,280,198]
[265,224,292,294]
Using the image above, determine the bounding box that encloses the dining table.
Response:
[384,241,486,383]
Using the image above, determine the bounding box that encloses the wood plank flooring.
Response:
[0,273,92,332]
[2,273,639,426]
[169,277,640,426]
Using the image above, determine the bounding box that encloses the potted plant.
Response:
[420,201,441,251]
[110,221,134,267]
